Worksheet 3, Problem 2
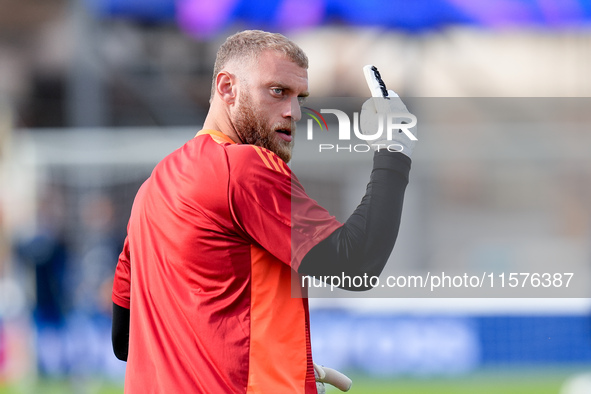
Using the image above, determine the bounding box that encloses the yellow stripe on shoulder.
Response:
[251,146,274,171]
[250,146,290,176]
[264,150,290,176]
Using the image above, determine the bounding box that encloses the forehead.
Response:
[249,50,308,91]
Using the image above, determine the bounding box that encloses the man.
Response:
[112,30,414,393]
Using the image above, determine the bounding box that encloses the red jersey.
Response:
[112,130,342,393]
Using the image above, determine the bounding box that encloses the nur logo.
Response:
[302,105,417,153]
[303,107,417,141]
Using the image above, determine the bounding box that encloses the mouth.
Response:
[275,128,293,142]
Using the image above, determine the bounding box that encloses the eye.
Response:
[271,87,284,96]
[297,96,307,104]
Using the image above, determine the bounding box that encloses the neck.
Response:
[203,104,242,144]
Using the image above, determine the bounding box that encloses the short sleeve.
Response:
[228,145,342,271]
[112,236,131,309]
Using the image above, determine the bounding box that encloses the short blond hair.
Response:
[210,30,308,100]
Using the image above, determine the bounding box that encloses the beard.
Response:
[232,90,294,163]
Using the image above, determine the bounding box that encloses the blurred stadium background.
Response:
[1,0,591,393]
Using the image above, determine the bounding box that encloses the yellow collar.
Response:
[195,129,236,145]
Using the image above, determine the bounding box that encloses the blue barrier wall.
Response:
[3,310,590,378]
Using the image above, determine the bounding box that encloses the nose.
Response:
[285,97,302,122]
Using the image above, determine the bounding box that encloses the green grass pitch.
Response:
[0,368,587,394]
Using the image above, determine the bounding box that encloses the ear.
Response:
[215,71,237,105]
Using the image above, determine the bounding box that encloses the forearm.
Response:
[112,302,130,361]
[298,150,410,290]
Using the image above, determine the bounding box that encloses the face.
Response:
[230,51,308,163]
